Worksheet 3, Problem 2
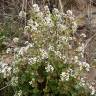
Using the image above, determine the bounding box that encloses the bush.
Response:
[0,4,95,96]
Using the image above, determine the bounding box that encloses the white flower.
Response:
[24,26,30,32]
[19,10,26,18]
[78,61,90,71]
[11,76,18,86]
[76,43,85,52]
[28,20,38,27]
[28,19,39,31]
[55,51,62,58]
[60,72,69,81]
[45,64,54,72]
[53,8,59,15]
[3,67,11,78]
[74,56,79,63]
[44,6,50,12]
[33,4,40,12]
[44,6,51,16]
[13,37,19,43]
[34,22,39,27]
[0,62,12,78]
[67,69,75,77]
[13,67,19,74]
[79,78,86,86]
[59,36,68,42]
[29,78,35,85]
[31,26,38,31]
[80,33,86,38]
[6,48,12,53]
[53,8,61,22]
[48,45,54,51]
[14,90,22,96]
[28,57,37,64]
[40,49,48,59]
[82,62,90,71]
[44,16,54,27]
[28,19,34,26]
[18,90,22,96]
[29,81,33,85]
[81,78,85,83]
[89,85,96,95]
[57,23,67,31]
[67,10,73,17]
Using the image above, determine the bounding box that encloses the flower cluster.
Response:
[45,64,54,72]
[0,61,11,78]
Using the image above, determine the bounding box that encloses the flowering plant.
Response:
[0,4,95,96]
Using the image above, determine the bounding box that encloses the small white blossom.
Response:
[45,64,54,72]
[66,10,75,21]
[40,49,48,59]
[34,22,39,27]
[28,57,38,64]
[79,77,86,86]
[55,51,62,58]
[6,48,12,53]
[28,19,34,26]
[48,45,54,51]
[19,10,26,18]
[68,69,75,77]
[74,56,79,63]
[89,85,96,95]
[80,33,86,38]
[0,62,12,78]
[82,62,90,71]
[67,10,73,17]
[33,4,40,12]
[57,23,67,31]
[18,90,22,96]
[11,76,18,86]
[14,90,22,96]
[44,16,54,27]
[24,26,30,33]
[28,19,39,31]
[60,72,69,81]
[13,67,19,74]
[44,6,50,12]
[59,36,68,42]
[29,78,35,85]
[29,81,33,85]
[53,8,59,15]
[76,43,85,53]
[78,61,90,71]
[13,37,19,43]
